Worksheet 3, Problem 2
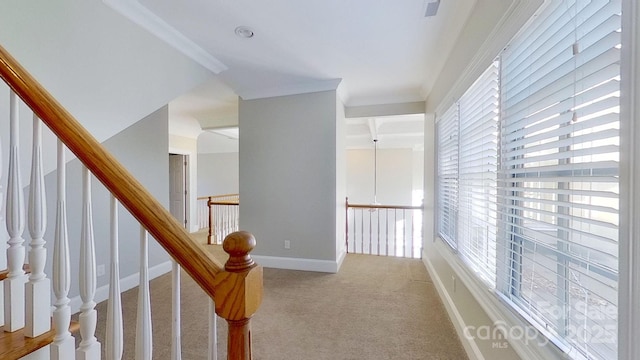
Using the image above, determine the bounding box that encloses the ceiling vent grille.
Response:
[424,0,440,17]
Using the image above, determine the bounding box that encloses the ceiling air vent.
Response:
[424,0,440,17]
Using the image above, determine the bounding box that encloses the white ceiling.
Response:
[106,0,476,149]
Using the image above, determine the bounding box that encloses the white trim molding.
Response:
[102,0,227,74]
[422,251,484,360]
[423,239,567,360]
[336,249,347,272]
[252,254,344,273]
[344,101,426,118]
[619,0,640,359]
[430,0,543,115]
[237,79,342,101]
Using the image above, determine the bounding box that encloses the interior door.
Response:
[169,154,187,228]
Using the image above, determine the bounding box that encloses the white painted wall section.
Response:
[346,148,414,205]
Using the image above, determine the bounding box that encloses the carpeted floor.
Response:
[89,232,468,359]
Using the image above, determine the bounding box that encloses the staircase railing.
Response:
[345,197,424,258]
[198,194,239,245]
[0,44,262,359]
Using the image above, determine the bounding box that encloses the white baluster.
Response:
[51,140,74,359]
[25,115,51,338]
[25,114,51,337]
[4,90,27,332]
[106,195,123,360]
[172,261,182,360]
[0,97,4,328]
[234,206,239,233]
[136,227,152,360]
[76,166,100,360]
[208,299,217,360]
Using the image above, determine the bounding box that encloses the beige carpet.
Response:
[87,232,468,360]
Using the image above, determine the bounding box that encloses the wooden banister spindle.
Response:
[52,139,75,359]
[207,197,213,244]
[106,195,123,360]
[77,166,100,360]
[214,231,263,360]
[25,115,51,338]
[136,227,152,360]
[4,90,27,332]
[345,197,349,254]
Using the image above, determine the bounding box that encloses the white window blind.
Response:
[498,1,620,359]
[458,62,499,286]
[437,104,458,248]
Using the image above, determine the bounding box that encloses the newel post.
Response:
[214,231,263,360]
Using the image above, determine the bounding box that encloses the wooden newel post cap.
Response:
[223,231,257,272]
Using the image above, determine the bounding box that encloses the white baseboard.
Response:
[423,240,565,360]
[422,249,484,360]
[251,254,343,273]
[336,249,347,272]
[69,260,173,314]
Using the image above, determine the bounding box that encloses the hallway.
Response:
[90,231,467,359]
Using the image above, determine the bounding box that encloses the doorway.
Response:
[169,153,188,229]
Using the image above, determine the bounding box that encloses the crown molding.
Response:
[103,0,227,74]
[237,78,342,100]
[430,0,543,115]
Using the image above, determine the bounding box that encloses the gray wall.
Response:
[0,0,213,179]
[239,91,339,262]
[40,106,171,301]
[0,0,208,280]
[335,97,347,260]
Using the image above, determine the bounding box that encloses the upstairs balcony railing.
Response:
[198,194,239,245]
[346,197,424,259]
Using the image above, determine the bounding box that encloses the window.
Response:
[435,1,620,359]
[498,1,619,358]
[437,104,459,249]
[458,62,500,286]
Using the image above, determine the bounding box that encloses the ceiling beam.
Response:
[367,118,378,141]
[345,101,425,118]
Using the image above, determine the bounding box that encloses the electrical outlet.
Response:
[284,240,291,249]
[97,264,106,277]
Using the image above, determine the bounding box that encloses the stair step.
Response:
[0,321,80,360]
[0,265,31,281]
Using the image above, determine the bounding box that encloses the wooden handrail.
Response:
[346,203,424,210]
[0,45,223,298]
[209,201,240,206]
[198,193,239,201]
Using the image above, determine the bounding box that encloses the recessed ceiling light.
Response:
[235,26,255,38]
